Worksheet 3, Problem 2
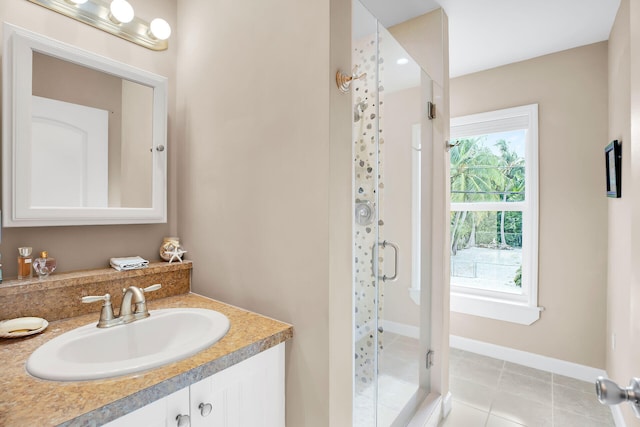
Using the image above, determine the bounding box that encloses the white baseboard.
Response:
[442,392,452,417]
[383,321,623,425]
[383,320,420,339]
[406,393,442,427]
[450,335,605,382]
[610,405,626,427]
[450,335,624,425]
[381,324,606,382]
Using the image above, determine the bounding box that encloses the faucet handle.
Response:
[143,283,162,293]
[120,284,161,294]
[82,293,111,304]
[81,293,117,328]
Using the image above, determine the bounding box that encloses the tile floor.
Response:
[440,348,616,427]
[354,333,613,426]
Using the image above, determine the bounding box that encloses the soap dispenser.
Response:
[33,251,56,278]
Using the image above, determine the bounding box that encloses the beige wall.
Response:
[175,0,351,425]
[390,9,451,397]
[390,10,447,89]
[1,2,443,424]
[607,0,640,424]
[328,0,354,423]
[630,0,640,426]
[450,42,609,368]
[0,0,178,276]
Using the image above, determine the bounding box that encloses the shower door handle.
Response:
[378,240,399,282]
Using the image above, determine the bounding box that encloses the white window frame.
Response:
[449,104,540,325]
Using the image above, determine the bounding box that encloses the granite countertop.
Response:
[0,293,293,427]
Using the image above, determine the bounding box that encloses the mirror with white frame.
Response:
[2,23,168,227]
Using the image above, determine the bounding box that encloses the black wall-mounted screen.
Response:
[605,140,622,198]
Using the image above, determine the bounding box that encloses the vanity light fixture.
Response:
[149,18,171,41]
[109,0,134,24]
[26,0,171,51]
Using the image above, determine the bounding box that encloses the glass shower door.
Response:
[352,1,433,425]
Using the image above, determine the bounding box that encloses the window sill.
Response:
[450,292,542,325]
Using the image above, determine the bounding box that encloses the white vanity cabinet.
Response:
[103,387,190,427]
[190,343,285,427]
[104,343,285,427]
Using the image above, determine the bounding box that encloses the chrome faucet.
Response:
[119,285,148,323]
[82,284,162,328]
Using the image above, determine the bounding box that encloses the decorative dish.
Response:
[0,317,48,338]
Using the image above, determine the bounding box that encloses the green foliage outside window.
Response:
[450,136,525,254]
[514,265,522,287]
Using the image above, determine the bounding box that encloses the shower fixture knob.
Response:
[355,201,374,226]
[336,66,367,93]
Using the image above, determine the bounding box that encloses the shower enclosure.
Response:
[352,1,435,425]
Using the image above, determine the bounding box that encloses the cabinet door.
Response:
[104,387,190,427]
[190,343,285,427]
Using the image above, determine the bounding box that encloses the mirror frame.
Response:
[2,23,168,227]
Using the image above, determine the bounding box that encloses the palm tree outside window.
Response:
[449,104,540,325]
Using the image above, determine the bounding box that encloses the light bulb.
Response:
[109,0,134,24]
[396,58,409,65]
[149,18,171,40]
[67,0,88,4]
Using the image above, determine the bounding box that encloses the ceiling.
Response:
[359,0,621,77]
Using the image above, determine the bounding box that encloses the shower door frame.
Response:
[351,3,445,423]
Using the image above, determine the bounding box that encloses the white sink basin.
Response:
[26,308,230,381]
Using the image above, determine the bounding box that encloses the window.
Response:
[449,104,540,325]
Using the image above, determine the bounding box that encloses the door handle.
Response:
[596,376,640,418]
[378,240,399,282]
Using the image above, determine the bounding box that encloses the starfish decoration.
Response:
[167,247,187,263]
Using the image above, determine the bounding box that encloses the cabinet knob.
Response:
[199,402,213,417]
[175,414,190,427]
